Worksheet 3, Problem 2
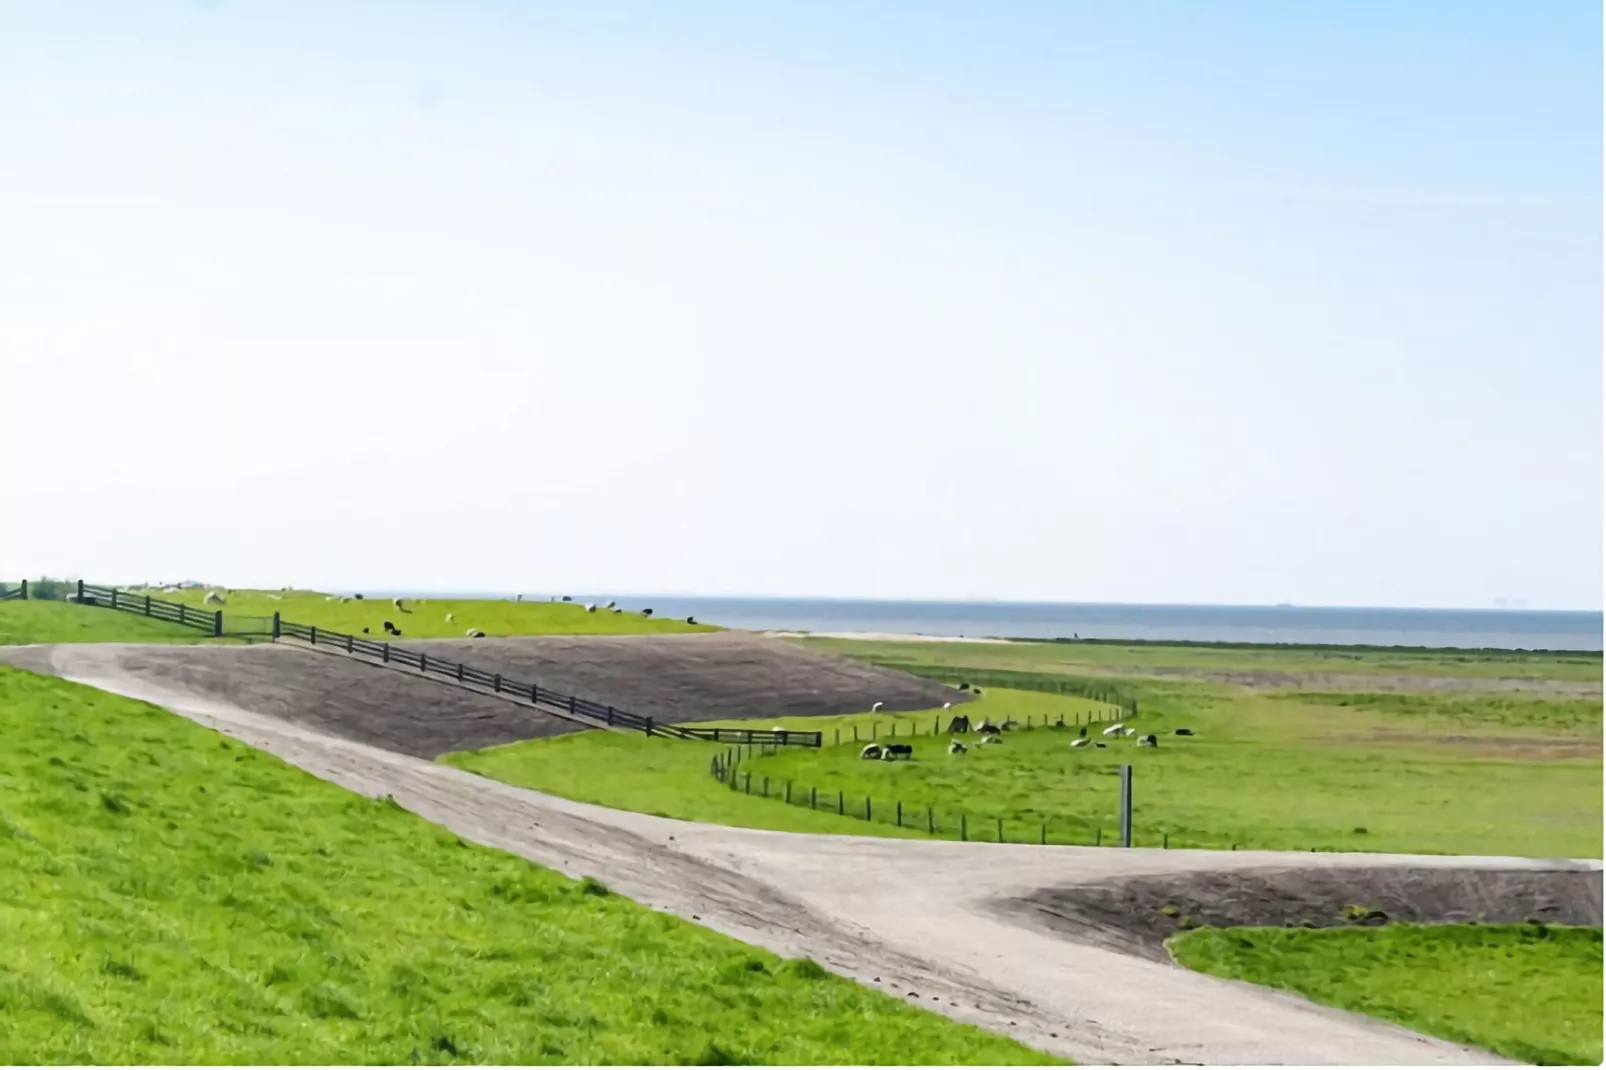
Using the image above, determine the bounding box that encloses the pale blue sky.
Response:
[1,1,1599,609]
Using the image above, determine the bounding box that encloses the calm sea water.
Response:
[386,593,1604,651]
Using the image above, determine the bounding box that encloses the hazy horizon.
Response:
[2,2,1600,611]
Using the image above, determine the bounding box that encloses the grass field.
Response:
[1169,923,1604,1066]
[0,600,220,646]
[808,636,1605,685]
[143,589,717,639]
[448,681,1601,856]
[0,667,1053,1065]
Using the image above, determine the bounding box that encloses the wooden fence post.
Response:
[927,806,934,834]
[645,717,654,737]
[310,624,318,645]
[865,796,871,821]
[960,813,967,842]
[346,633,354,653]
[77,579,84,601]
[18,579,26,599]
[834,728,840,746]
[743,773,751,794]
[213,610,223,638]
[785,781,792,804]
[382,642,389,662]
[1041,818,1047,845]
[144,595,152,616]
[997,817,1004,843]
[568,696,577,718]
[837,790,844,815]
[810,786,817,809]
[762,776,769,797]
[110,588,118,610]
[896,800,902,827]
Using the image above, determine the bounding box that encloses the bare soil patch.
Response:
[997,867,1604,962]
[405,632,969,723]
[0,635,965,759]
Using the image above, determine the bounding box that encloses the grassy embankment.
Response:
[0,667,1054,1065]
[0,599,217,646]
[1169,923,1603,1066]
[149,588,717,639]
[450,639,1601,857]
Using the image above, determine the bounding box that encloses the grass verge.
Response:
[0,600,219,646]
[144,589,717,639]
[1168,923,1603,1066]
[0,667,1054,1064]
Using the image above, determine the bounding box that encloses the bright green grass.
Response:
[450,684,1602,857]
[1169,924,1603,1066]
[808,636,1605,685]
[144,589,718,639]
[0,667,1053,1065]
[0,600,218,646]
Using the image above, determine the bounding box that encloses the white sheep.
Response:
[1070,737,1091,749]
[1102,722,1126,737]
[445,612,455,623]
[870,701,884,713]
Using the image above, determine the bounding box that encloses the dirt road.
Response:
[15,643,1600,1066]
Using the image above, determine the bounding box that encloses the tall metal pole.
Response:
[1119,764,1133,848]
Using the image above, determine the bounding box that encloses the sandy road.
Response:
[20,643,1600,1066]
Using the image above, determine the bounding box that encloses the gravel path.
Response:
[11,642,1599,1066]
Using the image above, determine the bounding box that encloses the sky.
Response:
[0,1,1600,610]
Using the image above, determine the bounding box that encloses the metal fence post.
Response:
[1119,764,1133,848]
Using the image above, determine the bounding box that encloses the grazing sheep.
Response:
[1137,734,1158,747]
[1123,728,1137,738]
[948,740,967,754]
[1071,737,1091,748]
[466,629,486,638]
[1175,728,1194,736]
[947,714,972,734]
[642,608,653,617]
[686,616,697,625]
[1102,723,1126,737]
[354,593,364,600]
[383,620,398,634]
[881,743,913,761]
[606,601,617,610]
[203,590,225,605]
[267,593,282,601]
[871,701,885,713]
[392,627,402,637]
[1095,742,1107,748]
[585,603,597,613]
[942,701,952,709]
[612,608,622,614]
[977,734,1002,746]
[1079,726,1088,738]
[957,681,970,691]
[445,612,455,623]
[977,720,1001,737]
[362,627,370,634]
[1000,719,1020,731]
[973,688,983,696]
[561,595,572,602]
[860,744,884,761]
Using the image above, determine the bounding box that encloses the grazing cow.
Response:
[860,744,884,761]
[1102,723,1126,737]
[466,629,486,638]
[1070,737,1091,749]
[948,740,967,754]
[881,743,913,761]
[947,714,972,734]
[1175,728,1195,736]
[1137,734,1158,747]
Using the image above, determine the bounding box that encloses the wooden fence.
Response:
[49,581,819,748]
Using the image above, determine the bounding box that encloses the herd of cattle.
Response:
[857,715,1194,762]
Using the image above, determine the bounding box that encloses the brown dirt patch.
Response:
[994,866,1604,962]
[402,632,969,723]
[0,634,967,759]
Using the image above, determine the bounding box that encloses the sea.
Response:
[382,593,1604,652]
